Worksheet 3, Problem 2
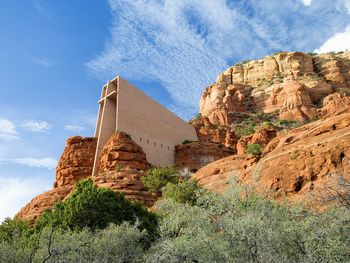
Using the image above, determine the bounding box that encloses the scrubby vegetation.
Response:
[182,139,194,144]
[1,180,349,262]
[141,166,179,193]
[245,143,262,155]
[34,179,157,234]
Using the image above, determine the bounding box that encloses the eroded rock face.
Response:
[318,93,350,118]
[193,155,257,192]
[193,111,350,207]
[17,132,154,221]
[93,170,157,207]
[200,51,350,125]
[97,132,150,172]
[236,128,277,155]
[16,186,72,222]
[175,142,234,172]
[190,117,237,149]
[55,136,97,188]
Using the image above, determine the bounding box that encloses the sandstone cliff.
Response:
[200,51,350,125]
[193,92,350,207]
[17,132,156,221]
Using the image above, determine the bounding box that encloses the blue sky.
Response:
[0,0,349,220]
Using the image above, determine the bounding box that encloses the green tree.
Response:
[163,179,200,205]
[141,167,179,193]
[35,179,157,234]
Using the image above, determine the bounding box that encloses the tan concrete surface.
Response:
[92,76,198,175]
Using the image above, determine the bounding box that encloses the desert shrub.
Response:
[162,180,201,205]
[35,179,157,234]
[245,143,262,155]
[191,113,202,121]
[275,119,303,129]
[234,118,257,138]
[144,183,350,263]
[0,218,30,243]
[141,167,179,193]
[182,139,193,144]
[0,223,145,263]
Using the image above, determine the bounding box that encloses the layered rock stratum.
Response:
[17,51,350,220]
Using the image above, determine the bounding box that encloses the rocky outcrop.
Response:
[278,80,318,121]
[190,117,237,149]
[16,186,72,222]
[200,51,350,125]
[193,155,257,192]
[318,93,350,118]
[236,128,277,155]
[193,111,350,207]
[55,136,97,188]
[96,132,149,172]
[17,132,154,221]
[175,142,234,172]
[94,170,157,207]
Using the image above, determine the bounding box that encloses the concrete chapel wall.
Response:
[92,76,198,175]
[116,77,198,167]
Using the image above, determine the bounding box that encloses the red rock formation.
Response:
[278,80,318,121]
[16,186,72,222]
[190,117,237,149]
[96,132,149,172]
[193,111,350,207]
[193,155,257,192]
[236,128,277,155]
[200,51,350,125]
[175,142,234,172]
[93,170,157,207]
[17,132,154,221]
[318,93,350,118]
[55,136,97,188]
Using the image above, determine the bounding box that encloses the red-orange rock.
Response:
[318,93,350,118]
[16,186,72,222]
[278,80,318,121]
[236,128,277,155]
[190,117,237,149]
[199,51,350,126]
[93,170,157,207]
[96,132,150,172]
[193,155,257,192]
[55,136,97,188]
[193,111,350,207]
[175,142,234,172]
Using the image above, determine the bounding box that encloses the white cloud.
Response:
[21,120,53,132]
[0,176,51,221]
[0,118,19,141]
[30,56,56,68]
[32,0,52,20]
[87,0,350,118]
[64,124,85,132]
[301,0,312,6]
[315,26,350,53]
[0,157,57,170]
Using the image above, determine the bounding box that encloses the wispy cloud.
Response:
[21,120,53,132]
[32,0,52,20]
[31,56,56,68]
[64,124,85,132]
[0,176,51,221]
[0,118,19,141]
[87,0,350,119]
[0,157,57,170]
[315,26,350,53]
[301,0,312,6]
